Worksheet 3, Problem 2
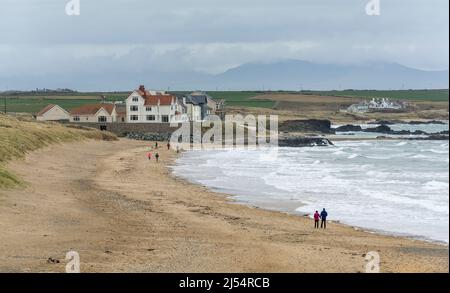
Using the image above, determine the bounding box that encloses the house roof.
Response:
[144,95,174,106]
[190,91,214,100]
[135,86,167,98]
[36,104,57,116]
[133,85,174,106]
[70,104,115,115]
[185,95,207,105]
[115,104,126,114]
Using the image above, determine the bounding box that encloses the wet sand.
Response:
[0,139,447,272]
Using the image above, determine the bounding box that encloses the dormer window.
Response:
[146,106,152,111]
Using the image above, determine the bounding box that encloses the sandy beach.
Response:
[0,139,448,273]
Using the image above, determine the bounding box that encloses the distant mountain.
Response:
[2,59,448,91]
[213,60,449,90]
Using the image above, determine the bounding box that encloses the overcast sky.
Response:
[0,0,448,90]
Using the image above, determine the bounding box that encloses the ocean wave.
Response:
[173,140,449,243]
[423,180,449,191]
[347,154,360,159]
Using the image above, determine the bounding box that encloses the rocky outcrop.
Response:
[363,124,395,133]
[368,120,447,125]
[408,120,447,125]
[335,125,363,132]
[404,134,449,141]
[126,132,171,141]
[279,119,334,134]
[279,136,334,147]
[336,123,449,140]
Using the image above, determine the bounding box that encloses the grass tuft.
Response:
[0,113,117,188]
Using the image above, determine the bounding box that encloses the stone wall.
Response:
[64,122,181,136]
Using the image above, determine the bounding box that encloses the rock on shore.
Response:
[278,136,334,147]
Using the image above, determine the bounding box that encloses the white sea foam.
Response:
[172,139,449,243]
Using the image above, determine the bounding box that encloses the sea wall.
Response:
[65,122,180,136]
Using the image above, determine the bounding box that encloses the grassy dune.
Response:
[0,114,117,188]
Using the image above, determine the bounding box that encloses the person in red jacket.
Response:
[313,210,320,229]
[147,152,152,161]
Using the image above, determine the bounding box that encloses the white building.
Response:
[69,103,118,123]
[183,92,225,121]
[183,96,204,122]
[125,85,188,123]
[347,98,410,113]
[36,104,70,121]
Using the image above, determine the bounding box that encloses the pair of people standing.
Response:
[147,152,159,162]
[314,208,328,229]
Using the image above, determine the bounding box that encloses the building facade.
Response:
[69,103,118,123]
[125,86,188,123]
[36,104,71,121]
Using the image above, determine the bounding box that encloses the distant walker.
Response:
[320,208,328,229]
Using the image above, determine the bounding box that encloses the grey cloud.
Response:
[0,0,448,90]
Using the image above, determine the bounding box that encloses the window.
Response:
[146,106,152,111]
[98,116,107,122]
[132,96,139,102]
[121,117,125,122]
[146,115,156,121]
[73,116,80,122]
[130,115,139,121]
[130,105,138,112]
[162,115,169,123]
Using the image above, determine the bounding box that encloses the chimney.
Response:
[139,85,146,96]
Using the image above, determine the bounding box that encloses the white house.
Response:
[69,103,118,123]
[347,98,411,113]
[125,85,188,123]
[36,104,70,121]
[183,96,203,122]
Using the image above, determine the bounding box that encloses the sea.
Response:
[172,123,449,244]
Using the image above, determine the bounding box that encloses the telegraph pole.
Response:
[3,96,6,114]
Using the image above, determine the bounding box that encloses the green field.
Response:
[205,91,275,108]
[300,89,449,102]
[0,89,447,114]
[0,94,128,114]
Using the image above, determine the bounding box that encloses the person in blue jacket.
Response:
[320,208,328,229]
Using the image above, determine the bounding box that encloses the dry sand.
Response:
[0,139,448,272]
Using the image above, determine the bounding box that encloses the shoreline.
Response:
[170,141,449,246]
[169,150,449,247]
[0,139,448,272]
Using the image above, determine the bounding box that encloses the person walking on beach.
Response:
[314,210,320,229]
[320,208,328,229]
[147,152,152,161]
[167,142,171,150]
[155,142,158,149]
[155,152,160,163]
